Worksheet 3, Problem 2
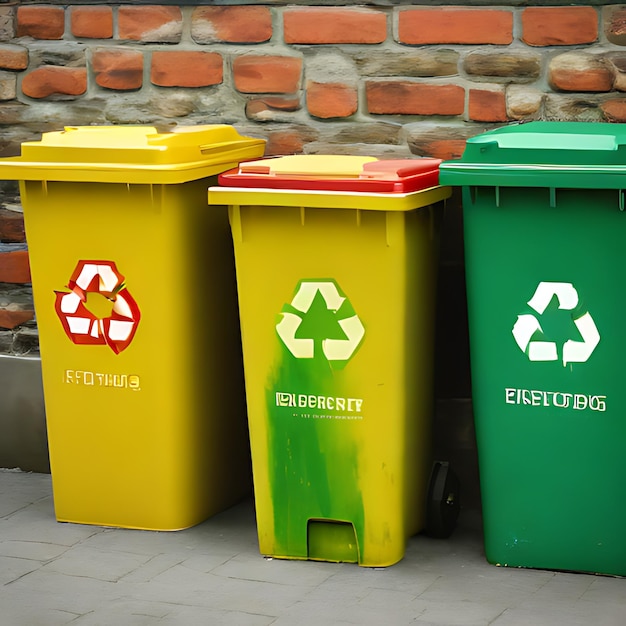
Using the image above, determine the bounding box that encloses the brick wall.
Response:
[0,2,624,394]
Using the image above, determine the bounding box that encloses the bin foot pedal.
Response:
[307,520,358,563]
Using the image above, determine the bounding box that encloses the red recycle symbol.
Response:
[54,261,141,354]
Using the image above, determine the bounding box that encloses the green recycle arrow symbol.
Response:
[512,281,600,366]
[276,280,365,363]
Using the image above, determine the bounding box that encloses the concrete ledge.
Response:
[0,354,49,473]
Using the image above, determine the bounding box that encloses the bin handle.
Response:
[199,139,264,155]
[620,190,625,212]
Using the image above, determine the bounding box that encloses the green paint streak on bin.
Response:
[264,279,364,562]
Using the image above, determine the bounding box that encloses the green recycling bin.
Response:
[439,121,626,576]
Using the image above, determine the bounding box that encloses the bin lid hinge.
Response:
[469,186,477,205]
[549,188,557,208]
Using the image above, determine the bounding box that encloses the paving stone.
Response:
[0,554,40,584]
[0,540,69,561]
[4,571,121,616]
[39,545,153,582]
[210,552,336,586]
[0,471,623,626]
[157,604,276,626]
[1,500,103,547]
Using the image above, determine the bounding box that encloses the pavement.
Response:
[0,469,624,626]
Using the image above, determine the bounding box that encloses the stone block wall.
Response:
[0,0,626,376]
[1,0,619,492]
[1,1,625,389]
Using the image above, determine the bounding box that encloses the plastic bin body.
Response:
[439,121,626,576]
[0,125,265,530]
[209,155,450,566]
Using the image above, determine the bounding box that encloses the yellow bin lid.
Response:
[0,125,266,184]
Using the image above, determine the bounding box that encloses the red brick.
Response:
[469,88,508,122]
[151,51,222,88]
[191,6,272,43]
[17,6,65,40]
[552,69,613,92]
[70,7,113,39]
[522,7,598,46]
[284,8,387,44]
[119,6,182,43]
[0,209,25,243]
[247,97,300,113]
[21,67,87,99]
[409,126,477,161]
[421,139,468,161]
[92,49,143,91]
[602,99,626,122]
[366,81,465,116]
[398,8,512,45]
[0,45,28,71]
[306,81,357,119]
[549,54,614,92]
[0,250,30,283]
[246,96,301,120]
[0,309,34,330]
[265,129,317,156]
[233,56,302,94]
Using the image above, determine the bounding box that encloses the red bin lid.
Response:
[218,155,442,193]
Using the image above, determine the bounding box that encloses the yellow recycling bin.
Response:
[208,155,453,566]
[0,125,265,530]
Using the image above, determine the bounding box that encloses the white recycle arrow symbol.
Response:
[512,281,600,366]
[276,280,365,362]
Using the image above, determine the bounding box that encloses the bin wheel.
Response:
[425,460,460,539]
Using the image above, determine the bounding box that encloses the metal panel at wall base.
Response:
[0,355,50,474]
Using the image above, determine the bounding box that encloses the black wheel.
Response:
[425,460,460,539]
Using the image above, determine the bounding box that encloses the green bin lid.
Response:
[439,121,626,189]
[0,125,266,184]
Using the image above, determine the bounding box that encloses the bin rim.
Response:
[0,157,265,185]
[208,184,451,212]
[439,162,626,190]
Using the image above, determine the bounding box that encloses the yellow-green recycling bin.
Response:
[0,125,265,530]
[208,155,456,567]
